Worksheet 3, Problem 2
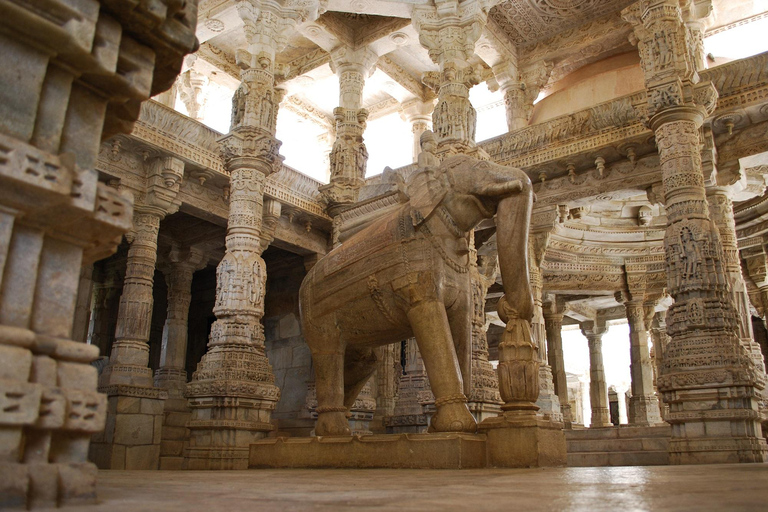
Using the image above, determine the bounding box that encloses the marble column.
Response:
[178,69,208,121]
[400,99,434,162]
[0,0,196,506]
[497,61,552,131]
[155,248,206,395]
[72,264,94,343]
[650,311,671,421]
[543,296,572,427]
[386,339,430,433]
[154,248,205,469]
[185,0,321,470]
[466,245,502,422]
[87,263,123,358]
[581,320,612,428]
[94,156,184,470]
[623,0,767,463]
[319,47,377,215]
[621,298,663,426]
[708,187,768,378]
[412,1,487,156]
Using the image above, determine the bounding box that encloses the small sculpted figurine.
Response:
[299,135,534,436]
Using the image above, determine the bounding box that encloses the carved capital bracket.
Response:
[219,127,284,176]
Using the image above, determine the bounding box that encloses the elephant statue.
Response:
[299,151,534,436]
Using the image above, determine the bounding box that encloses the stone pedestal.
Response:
[89,388,167,470]
[479,412,567,468]
[250,433,487,469]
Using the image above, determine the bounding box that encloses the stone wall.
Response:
[264,249,314,436]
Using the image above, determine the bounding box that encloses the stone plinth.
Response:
[479,412,567,468]
[249,433,487,469]
[89,387,167,470]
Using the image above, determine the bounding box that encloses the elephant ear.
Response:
[406,167,448,227]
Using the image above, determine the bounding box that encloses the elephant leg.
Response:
[311,346,351,436]
[407,300,477,433]
[448,294,472,398]
[343,346,378,409]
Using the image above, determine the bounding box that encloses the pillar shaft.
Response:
[544,300,571,427]
[99,209,164,388]
[582,322,612,428]
[184,0,312,469]
[624,301,663,425]
[624,0,767,464]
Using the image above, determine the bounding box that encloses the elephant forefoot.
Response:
[315,410,351,436]
[429,397,476,433]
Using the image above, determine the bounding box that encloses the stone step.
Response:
[565,425,671,441]
[567,436,669,453]
[567,450,669,467]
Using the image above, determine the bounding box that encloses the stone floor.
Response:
[40,464,768,511]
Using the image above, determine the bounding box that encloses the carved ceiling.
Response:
[489,0,637,47]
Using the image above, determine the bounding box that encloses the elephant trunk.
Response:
[495,182,534,323]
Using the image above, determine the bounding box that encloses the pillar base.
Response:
[467,400,503,424]
[628,395,664,426]
[185,418,274,470]
[90,385,167,470]
[669,437,768,464]
[479,412,567,468]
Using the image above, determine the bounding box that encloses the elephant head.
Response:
[406,155,535,322]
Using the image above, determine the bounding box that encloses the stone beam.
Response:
[377,54,436,102]
[282,95,335,131]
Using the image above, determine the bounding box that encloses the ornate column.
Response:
[178,69,209,121]
[154,247,206,469]
[581,320,612,428]
[616,292,663,426]
[466,243,503,422]
[412,0,490,156]
[72,265,94,343]
[527,207,562,423]
[543,296,572,428]
[385,339,430,433]
[87,262,124,357]
[0,0,197,506]
[319,47,378,215]
[95,157,184,471]
[623,0,767,463]
[708,186,768,377]
[650,311,671,421]
[371,344,400,433]
[495,61,553,131]
[185,0,319,470]
[400,100,434,162]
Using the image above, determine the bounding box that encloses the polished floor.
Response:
[46,464,768,511]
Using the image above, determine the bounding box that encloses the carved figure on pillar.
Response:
[319,47,378,215]
[185,0,322,470]
[623,0,767,463]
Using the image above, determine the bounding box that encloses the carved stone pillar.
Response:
[496,61,553,131]
[94,157,183,470]
[413,1,489,155]
[618,294,663,426]
[543,296,572,428]
[371,344,400,433]
[178,69,209,121]
[650,311,671,421]
[319,47,377,215]
[529,233,562,423]
[466,244,503,422]
[708,187,768,376]
[386,339,430,433]
[185,0,319,470]
[0,0,197,506]
[400,100,434,162]
[581,320,612,428]
[154,247,206,470]
[72,264,94,343]
[87,263,124,358]
[623,0,767,463]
